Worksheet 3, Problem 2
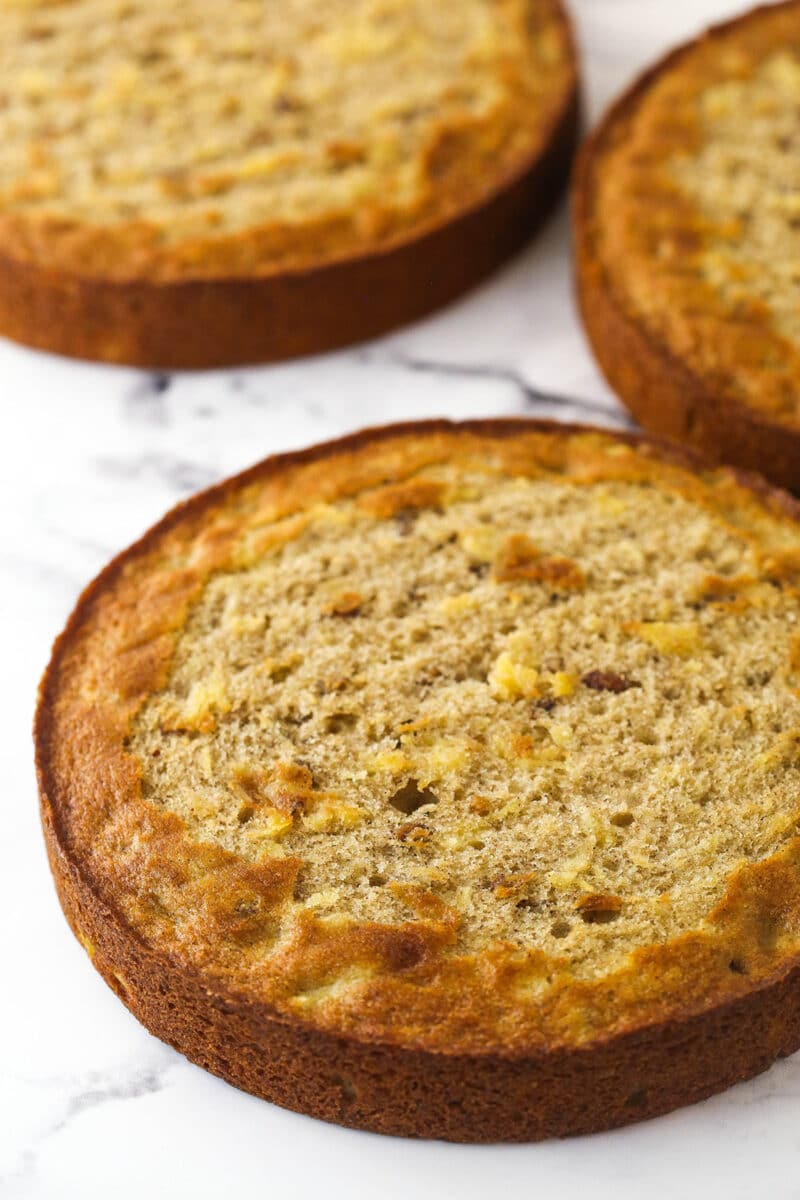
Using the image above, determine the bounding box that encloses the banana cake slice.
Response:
[575,0,800,493]
[36,419,800,1141]
[0,0,577,366]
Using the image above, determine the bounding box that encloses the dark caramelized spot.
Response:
[582,670,641,694]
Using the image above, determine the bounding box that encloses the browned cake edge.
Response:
[34,417,800,1142]
[0,5,579,369]
[573,0,800,495]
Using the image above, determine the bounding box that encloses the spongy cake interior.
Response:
[0,0,569,273]
[129,463,800,979]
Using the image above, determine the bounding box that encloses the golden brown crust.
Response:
[574,1,800,494]
[0,1,579,366]
[35,418,800,1140]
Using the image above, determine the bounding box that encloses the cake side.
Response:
[574,1,800,491]
[0,95,578,368]
[38,800,800,1141]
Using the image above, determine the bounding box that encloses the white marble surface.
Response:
[4,2,800,1196]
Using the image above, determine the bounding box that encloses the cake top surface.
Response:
[36,421,800,1054]
[0,0,574,281]
[589,1,800,433]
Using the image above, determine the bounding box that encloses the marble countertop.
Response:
[4,2,800,1196]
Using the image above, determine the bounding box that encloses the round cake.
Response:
[0,0,578,366]
[575,0,800,494]
[36,419,800,1141]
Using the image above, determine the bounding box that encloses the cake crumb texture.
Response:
[133,459,800,979]
[0,0,574,280]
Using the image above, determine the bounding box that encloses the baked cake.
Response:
[0,0,578,365]
[36,419,800,1140]
[575,1,800,493]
